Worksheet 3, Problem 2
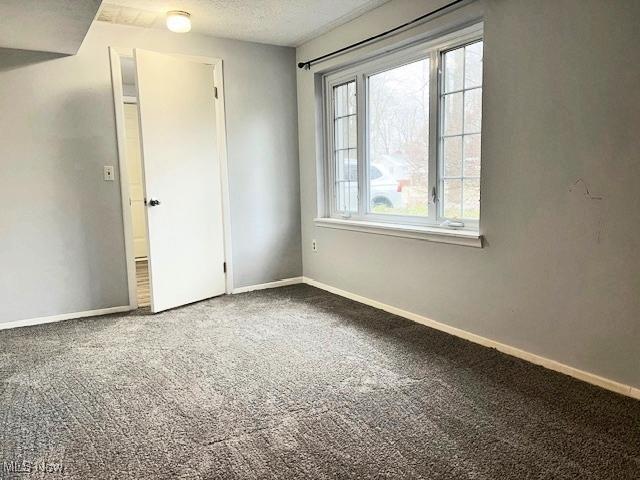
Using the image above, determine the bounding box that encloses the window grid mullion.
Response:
[442,132,481,139]
[348,85,355,214]
[442,176,480,180]
[428,49,439,224]
[357,73,366,218]
[441,85,481,97]
[437,49,446,222]
[334,113,357,122]
[333,147,357,153]
[459,46,467,219]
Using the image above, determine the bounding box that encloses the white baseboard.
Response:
[232,276,303,294]
[302,277,640,401]
[0,305,133,331]
[2,279,637,400]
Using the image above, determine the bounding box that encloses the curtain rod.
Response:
[297,0,468,70]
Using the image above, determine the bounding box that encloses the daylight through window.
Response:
[324,26,483,231]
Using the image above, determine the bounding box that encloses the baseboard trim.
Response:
[0,306,133,331]
[232,277,304,294]
[302,277,640,400]
[2,281,636,400]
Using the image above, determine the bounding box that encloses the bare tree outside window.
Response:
[368,58,430,216]
[324,27,483,231]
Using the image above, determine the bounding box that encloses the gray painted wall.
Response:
[0,22,301,323]
[0,0,101,54]
[296,0,640,388]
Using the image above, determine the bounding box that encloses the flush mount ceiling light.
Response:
[166,10,191,33]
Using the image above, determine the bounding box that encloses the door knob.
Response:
[148,198,161,207]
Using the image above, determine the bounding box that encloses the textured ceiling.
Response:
[0,0,102,54]
[96,0,390,46]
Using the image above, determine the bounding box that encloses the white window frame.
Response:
[325,73,359,217]
[321,23,484,235]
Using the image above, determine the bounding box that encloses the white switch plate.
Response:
[103,166,115,181]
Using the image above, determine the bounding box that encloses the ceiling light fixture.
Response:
[166,10,191,33]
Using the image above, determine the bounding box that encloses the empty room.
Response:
[0,0,638,478]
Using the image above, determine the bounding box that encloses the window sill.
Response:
[314,217,483,248]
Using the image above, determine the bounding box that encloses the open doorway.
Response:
[109,48,233,313]
[121,57,150,307]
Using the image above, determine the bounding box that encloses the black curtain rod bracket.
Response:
[298,0,467,70]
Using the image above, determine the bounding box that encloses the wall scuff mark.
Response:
[569,178,604,201]
[569,178,605,244]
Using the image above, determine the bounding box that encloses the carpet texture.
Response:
[0,285,638,479]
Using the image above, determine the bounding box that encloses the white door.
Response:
[134,49,226,313]
[123,103,148,259]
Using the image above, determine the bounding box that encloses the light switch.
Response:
[104,165,115,181]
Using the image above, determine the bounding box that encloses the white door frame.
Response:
[108,47,235,310]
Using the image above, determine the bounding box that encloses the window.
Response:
[323,25,483,233]
[368,57,430,217]
[369,165,383,181]
[332,81,357,214]
[441,41,483,221]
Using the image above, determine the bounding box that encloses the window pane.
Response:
[443,136,462,177]
[335,149,357,213]
[443,92,463,135]
[464,88,482,133]
[334,84,346,117]
[368,57,430,217]
[347,81,357,115]
[443,179,462,219]
[444,47,464,93]
[463,134,481,177]
[335,149,357,181]
[334,82,356,117]
[370,166,382,180]
[465,41,483,89]
[334,116,357,150]
[462,178,480,219]
[333,81,358,215]
[439,39,483,224]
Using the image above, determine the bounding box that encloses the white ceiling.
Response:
[97,0,390,47]
[0,0,102,55]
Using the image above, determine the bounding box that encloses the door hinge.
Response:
[214,86,218,99]
[223,261,227,273]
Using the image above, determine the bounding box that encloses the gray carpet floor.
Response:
[0,285,638,479]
